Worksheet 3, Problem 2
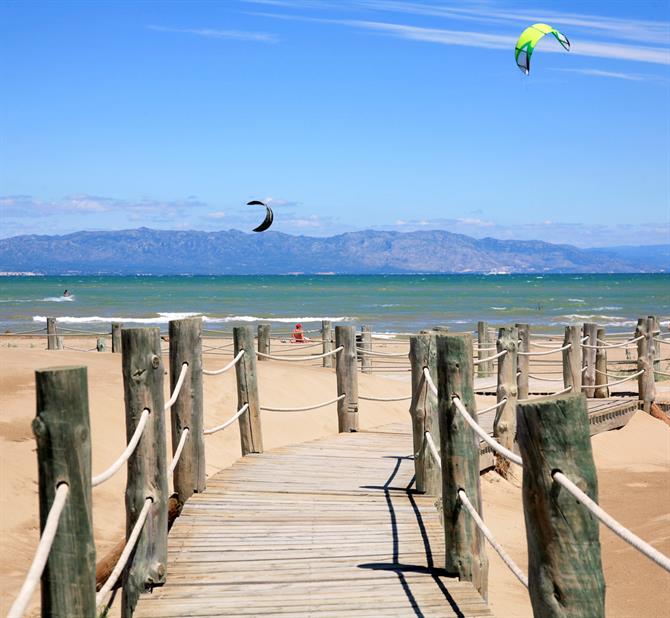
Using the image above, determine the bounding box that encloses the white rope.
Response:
[355,347,408,358]
[654,369,670,377]
[92,408,150,487]
[256,346,343,362]
[452,396,523,466]
[169,428,190,474]
[458,489,529,588]
[96,497,153,607]
[475,346,497,352]
[528,374,563,382]
[203,350,245,376]
[203,403,249,435]
[478,398,507,415]
[359,393,413,402]
[582,369,644,389]
[7,484,69,618]
[654,337,669,345]
[423,367,438,397]
[164,363,188,411]
[552,472,670,572]
[531,341,572,349]
[583,335,644,350]
[260,394,345,412]
[518,342,571,356]
[424,431,441,467]
[473,349,507,365]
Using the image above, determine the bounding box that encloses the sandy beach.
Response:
[1,335,668,616]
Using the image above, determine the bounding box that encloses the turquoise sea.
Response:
[0,274,668,335]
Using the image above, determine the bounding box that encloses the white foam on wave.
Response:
[32,313,352,325]
[568,298,585,303]
[490,306,507,311]
[550,314,637,327]
[42,296,75,302]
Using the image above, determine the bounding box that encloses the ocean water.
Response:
[0,274,668,335]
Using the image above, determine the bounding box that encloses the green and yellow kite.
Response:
[515,23,570,75]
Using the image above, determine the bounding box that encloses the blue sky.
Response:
[1,0,669,246]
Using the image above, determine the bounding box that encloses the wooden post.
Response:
[409,333,439,495]
[321,320,333,368]
[121,327,168,617]
[494,327,518,470]
[169,317,205,503]
[33,366,96,616]
[257,323,271,361]
[636,317,656,413]
[582,322,598,397]
[335,326,359,432]
[650,315,664,381]
[477,321,492,378]
[517,394,605,617]
[96,337,106,352]
[563,326,582,394]
[437,333,488,598]
[111,322,123,354]
[594,327,609,398]
[233,326,263,454]
[360,325,372,374]
[516,323,529,400]
[46,317,59,350]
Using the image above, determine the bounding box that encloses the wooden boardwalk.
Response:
[135,425,494,618]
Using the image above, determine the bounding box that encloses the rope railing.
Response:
[458,489,529,588]
[63,344,98,352]
[518,342,571,356]
[423,367,438,397]
[519,385,572,402]
[478,398,507,415]
[169,428,190,474]
[203,350,245,376]
[256,346,343,362]
[203,403,249,435]
[359,393,413,402]
[581,369,644,389]
[527,374,563,382]
[452,396,523,466]
[552,472,670,573]
[653,337,669,345]
[355,347,408,358]
[654,369,670,378]
[424,431,441,467]
[7,483,70,618]
[164,362,189,411]
[473,348,507,365]
[0,327,47,336]
[583,335,644,350]
[96,497,153,607]
[91,408,150,487]
[260,394,345,412]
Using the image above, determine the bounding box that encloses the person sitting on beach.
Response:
[291,323,311,343]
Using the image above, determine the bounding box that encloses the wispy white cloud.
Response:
[148,25,277,43]
[206,210,227,219]
[552,67,670,82]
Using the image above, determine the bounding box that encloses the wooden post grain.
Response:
[437,333,488,598]
[121,327,168,617]
[233,326,263,455]
[169,317,205,503]
[46,317,59,350]
[477,321,492,378]
[594,327,609,399]
[636,317,656,412]
[516,323,529,400]
[111,322,123,353]
[650,315,663,381]
[257,323,271,361]
[33,366,96,617]
[360,325,372,374]
[582,322,598,397]
[409,333,439,495]
[563,326,582,394]
[494,327,518,471]
[321,320,333,368]
[335,325,358,432]
[517,393,605,617]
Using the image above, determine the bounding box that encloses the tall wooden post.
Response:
[111,322,123,354]
[335,326,358,432]
[257,323,271,361]
[582,322,598,397]
[594,327,609,399]
[563,326,582,394]
[636,317,656,412]
[516,323,529,400]
[169,317,205,503]
[96,337,106,352]
[33,366,96,617]
[321,320,333,368]
[233,326,263,455]
[46,317,59,350]
[121,327,168,617]
[360,325,372,374]
[437,333,488,599]
[517,394,605,617]
[650,315,664,381]
[494,327,518,466]
[409,333,439,495]
[477,321,492,378]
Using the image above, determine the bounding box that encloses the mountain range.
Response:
[0,228,667,275]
